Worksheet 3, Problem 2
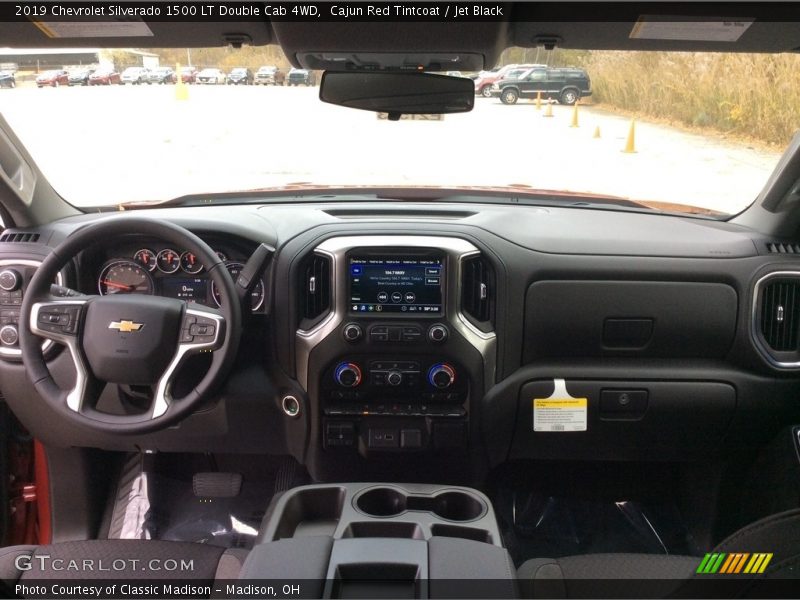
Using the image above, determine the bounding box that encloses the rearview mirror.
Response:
[319,71,474,120]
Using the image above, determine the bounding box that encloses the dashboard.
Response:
[0,199,799,483]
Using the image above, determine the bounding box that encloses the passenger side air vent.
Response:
[298,253,332,328]
[461,255,494,329]
[0,231,39,244]
[758,277,800,354]
[766,242,800,254]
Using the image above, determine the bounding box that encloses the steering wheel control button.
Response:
[335,362,362,387]
[428,363,456,389]
[428,323,449,343]
[0,269,21,292]
[282,395,301,418]
[343,323,363,342]
[180,313,218,345]
[0,324,18,346]
[36,305,81,335]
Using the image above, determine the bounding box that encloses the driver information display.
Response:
[349,256,443,315]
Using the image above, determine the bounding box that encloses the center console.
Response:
[295,236,496,461]
[239,483,517,599]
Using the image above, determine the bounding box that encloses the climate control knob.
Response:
[334,362,362,387]
[428,363,456,389]
[0,324,18,346]
[428,324,449,343]
[0,269,21,292]
[386,370,403,386]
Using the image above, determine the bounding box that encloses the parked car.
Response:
[0,70,15,88]
[493,66,592,105]
[88,69,121,85]
[196,68,226,84]
[147,67,175,84]
[179,66,198,83]
[473,63,545,97]
[254,65,285,85]
[287,68,316,86]
[35,70,69,87]
[226,67,253,85]
[120,67,149,85]
[67,69,93,86]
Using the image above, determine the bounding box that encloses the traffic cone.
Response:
[175,62,189,101]
[569,101,579,127]
[593,125,601,138]
[622,119,636,153]
[543,102,554,117]
[535,91,541,110]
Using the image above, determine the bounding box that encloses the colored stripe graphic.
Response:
[733,553,750,573]
[698,552,774,575]
[696,554,713,574]
[708,553,726,573]
[719,554,736,574]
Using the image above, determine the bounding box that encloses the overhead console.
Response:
[294,236,495,464]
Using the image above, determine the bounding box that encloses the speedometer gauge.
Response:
[98,261,154,296]
[211,262,265,311]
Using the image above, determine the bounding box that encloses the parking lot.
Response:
[0,84,781,214]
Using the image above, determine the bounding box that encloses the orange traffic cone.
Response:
[543,101,554,117]
[535,91,542,110]
[622,119,636,153]
[175,62,188,100]
[569,101,579,127]
[593,125,601,138]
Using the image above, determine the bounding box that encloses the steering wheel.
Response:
[19,217,242,434]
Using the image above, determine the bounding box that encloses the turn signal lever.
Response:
[235,243,274,308]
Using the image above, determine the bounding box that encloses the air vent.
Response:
[766,242,800,254]
[298,253,332,327]
[461,255,494,327]
[759,278,800,352]
[0,231,39,244]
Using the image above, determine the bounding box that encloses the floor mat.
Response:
[107,453,308,549]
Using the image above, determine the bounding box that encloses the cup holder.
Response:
[355,487,407,517]
[432,491,486,522]
[355,487,486,522]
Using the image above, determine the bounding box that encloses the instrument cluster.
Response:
[96,246,265,312]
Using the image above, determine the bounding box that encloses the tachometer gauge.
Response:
[211,262,265,311]
[98,261,154,296]
[133,249,157,272]
[156,249,180,273]
[180,251,203,274]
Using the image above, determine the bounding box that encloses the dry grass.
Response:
[580,51,800,147]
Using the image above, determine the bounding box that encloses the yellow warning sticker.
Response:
[533,397,588,432]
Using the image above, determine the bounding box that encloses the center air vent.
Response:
[766,242,800,254]
[461,255,494,329]
[757,276,800,357]
[298,253,332,328]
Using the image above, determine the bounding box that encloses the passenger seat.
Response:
[517,508,800,598]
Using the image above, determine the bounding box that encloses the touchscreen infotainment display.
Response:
[349,256,443,315]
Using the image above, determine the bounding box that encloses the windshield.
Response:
[0,46,793,216]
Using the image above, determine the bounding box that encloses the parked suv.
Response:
[226,67,253,85]
[255,65,285,85]
[473,63,544,97]
[287,68,316,86]
[493,66,592,105]
[146,67,175,84]
[120,67,149,85]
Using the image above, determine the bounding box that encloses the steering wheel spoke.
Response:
[152,306,226,419]
[30,299,91,412]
